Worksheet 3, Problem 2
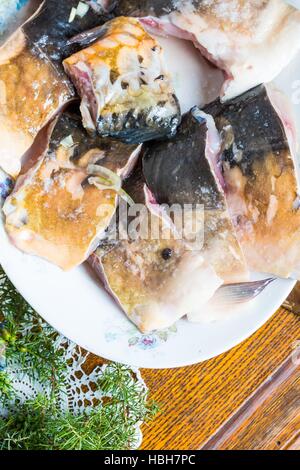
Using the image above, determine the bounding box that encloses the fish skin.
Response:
[63,17,181,145]
[114,1,203,16]
[114,0,179,16]
[143,110,224,210]
[142,109,248,284]
[23,0,112,67]
[3,108,141,271]
[206,85,291,177]
[205,85,300,280]
[0,0,109,178]
[47,109,142,178]
[90,166,222,333]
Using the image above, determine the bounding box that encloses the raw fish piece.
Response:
[90,167,222,333]
[114,0,177,16]
[126,0,300,101]
[36,110,142,179]
[0,0,109,177]
[206,84,300,279]
[3,110,141,270]
[143,107,248,283]
[63,16,181,144]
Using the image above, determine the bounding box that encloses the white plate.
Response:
[0,26,299,369]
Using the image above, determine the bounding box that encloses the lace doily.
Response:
[1,336,146,449]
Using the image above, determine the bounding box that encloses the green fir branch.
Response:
[0,266,158,449]
[0,365,158,450]
[0,267,67,394]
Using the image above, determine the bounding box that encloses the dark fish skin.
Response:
[205,85,300,279]
[114,0,202,17]
[96,104,181,145]
[0,170,13,202]
[114,0,177,16]
[122,160,145,202]
[23,0,111,69]
[143,109,248,283]
[205,85,290,178]
[143,111,224,211]
[47,106,141,178]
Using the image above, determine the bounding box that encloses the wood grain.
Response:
[201,355,300,449]
[140,308,300,450]
[83,307,300,450]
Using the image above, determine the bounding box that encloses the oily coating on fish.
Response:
[3,108,141,271]
[205,85,300,279]
[63,17,181,144]
[0,0,109,178]
[143,109,248,283]
[90,166,223,333]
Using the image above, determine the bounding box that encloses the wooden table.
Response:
[81,303,300,450]
[140,307,300,450]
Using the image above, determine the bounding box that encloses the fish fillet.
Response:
[117,0,300,101]
[143,107,249,283]
[206,84,300,279]
[90,166,222,333]
[3,109,141,270]
[63,16,181,144]
[0,0,109,177]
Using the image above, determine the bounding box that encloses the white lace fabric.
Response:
[1,338,145,448]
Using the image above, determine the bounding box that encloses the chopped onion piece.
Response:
[69,7,77,23]
[88,164,121,191]
[76,1,90,18]
[88,176,118,191]
[60,135,74,148]
[89,177,135,206]
[88,165,135,206]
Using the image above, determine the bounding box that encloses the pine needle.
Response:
[0,266,158,450]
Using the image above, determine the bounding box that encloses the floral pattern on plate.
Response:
[128,325,178,350]
[104,321,178,350]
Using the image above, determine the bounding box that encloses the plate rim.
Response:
[0,257,296,369]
